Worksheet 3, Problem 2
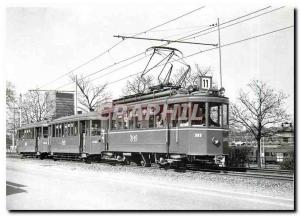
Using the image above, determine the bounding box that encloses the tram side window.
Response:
[68,123,72,136]
[209,103,221,127]
[85,121,91,136]
[191,103,205,126]
[43,127,48,138]
[128,111,134,129]
[55,125,59,137]
[74,122,78,136]
[19,130,24,139]
[91,120,101,136]
[222,104,228,126]
[63,123,68,137]
[141,108,148,129]
[61,123,65,137]
[113,115,123,130]
[24,129,34,139]
[149,115,155,128]
[179,104,189,127]
[52,125,56,137]
[123,113,129,129]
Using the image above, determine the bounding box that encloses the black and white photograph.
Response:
[3,0,295,211]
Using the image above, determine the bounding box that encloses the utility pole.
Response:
[12,103,15,150]
[217,18,223,88]
[19,93,22,127]
[75,74,78,115]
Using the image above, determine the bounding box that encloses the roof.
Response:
[51,111,101,124]
[18,120,50,130]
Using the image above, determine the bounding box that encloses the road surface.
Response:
[6,158,294,210]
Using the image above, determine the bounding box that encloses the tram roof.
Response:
[18,120,50,130]
[113,91,229,107]
[50,111,100,124]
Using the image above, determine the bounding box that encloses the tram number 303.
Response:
[130,134,138,142]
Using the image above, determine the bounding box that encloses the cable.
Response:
[183,6,285,41]
[57,54,149,89]
[176,6,272,42]
[106,25,294,87]
[132,6,205,36]
[38,6,205,90]
[184,25,294,59]
[55,6,280,90]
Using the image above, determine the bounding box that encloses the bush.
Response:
[6,134,12,150]
[228,146,251,167]
[280,157,294,171]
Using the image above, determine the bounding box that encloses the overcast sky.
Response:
[4,0,294,115]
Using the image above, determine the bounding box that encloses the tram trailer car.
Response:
[49,112,107,161]
[16,121,50,158]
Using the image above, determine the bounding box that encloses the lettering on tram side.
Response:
[194,133,202,138]
[130,134,138,142]
[61,140,66,145]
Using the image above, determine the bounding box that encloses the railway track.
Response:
[7,153,294,181]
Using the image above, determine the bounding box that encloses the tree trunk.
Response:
[257,137,261,168]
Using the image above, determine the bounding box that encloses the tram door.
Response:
[79,121,86,153]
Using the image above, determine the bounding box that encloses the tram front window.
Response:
[191,103,205,126]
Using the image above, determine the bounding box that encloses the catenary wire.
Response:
[37,6,206,90]
[55,6,274,90]
[106,25,294,87]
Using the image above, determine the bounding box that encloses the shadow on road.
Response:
[6,181,27,196]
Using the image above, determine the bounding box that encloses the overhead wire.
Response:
[38,6,206,90]
[106,25,294,87]
[55,6,274,90]
[175,6,272,42]
[183,6,285,41]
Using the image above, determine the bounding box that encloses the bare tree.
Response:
[21,91,54,124]
[230,80,289,168]
[172,64,213,87]
[6,81,16,107]
[122,75,154,95]
[71,74,110,112]
[6,81,18,149]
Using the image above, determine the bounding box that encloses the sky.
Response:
[3,0,295,116]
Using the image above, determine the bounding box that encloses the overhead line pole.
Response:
[217,18,223,88]
[75,75,78,115]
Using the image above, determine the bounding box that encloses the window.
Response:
[18,130,24,139]
[24,128,34,139]
[191,103,205,126]
[179,104,189,127]
[283,137,289,143]
[128,110,134,129]
[209,103,221,127]
[91,120,101,136]
[52,125,55,137]
[64,123,68,137]
[43,127,48,138]
[222,104,228,126]
[74,122,78,136]
[149,115,155,128]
